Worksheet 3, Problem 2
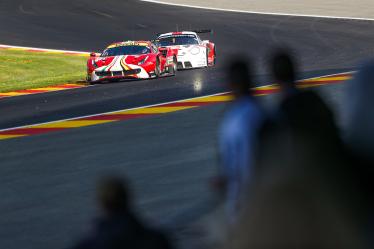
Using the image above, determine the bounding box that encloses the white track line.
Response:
[0,44,90,54]
[0,91,230,132]
[0,71,354,132]
[141,0,374,22]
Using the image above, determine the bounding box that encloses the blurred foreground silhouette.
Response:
[70,176,173,249]
[217,57,264,223]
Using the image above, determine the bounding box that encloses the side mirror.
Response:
[202,40,210,45]
[90,52,97,57]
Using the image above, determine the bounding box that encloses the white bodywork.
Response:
[157,31,208,69]
[175,44,207,68]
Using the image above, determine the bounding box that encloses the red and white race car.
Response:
[87,41,177,83]
[156,30,216,69]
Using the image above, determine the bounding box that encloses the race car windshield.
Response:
[101,46,150,56]
[159,36,199,46]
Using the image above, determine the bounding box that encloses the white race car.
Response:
[156,30,216,69]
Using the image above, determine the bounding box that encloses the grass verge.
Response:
[0,49,88,92]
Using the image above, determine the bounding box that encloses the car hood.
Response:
[93,55,149,71]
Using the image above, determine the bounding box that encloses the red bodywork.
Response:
[86,41,177,83]
[205,42,216,66]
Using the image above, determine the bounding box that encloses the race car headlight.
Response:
[190,47,200,55]
[138,56,148,65]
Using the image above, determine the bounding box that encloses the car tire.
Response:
[86,75,94,84]
[155,58,161,78]
[206,48,209,67]
[169,56,177,76]
[212,49,216,66]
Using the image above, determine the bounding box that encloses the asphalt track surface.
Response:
[1,0,374,248]
[2,0,374,128]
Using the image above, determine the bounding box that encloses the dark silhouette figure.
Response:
[257,50,339,180]
[268,50,366,203]
[271,50,297,95]
[270,50,337,138]
[70,176,173,249]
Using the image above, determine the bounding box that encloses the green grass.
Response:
[0,50,88,92]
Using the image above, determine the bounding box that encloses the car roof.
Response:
[157,31,198,38]
[106,40,152,49]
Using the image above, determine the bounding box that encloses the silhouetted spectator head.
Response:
[226,58,254,97]
[97,176,130,215]
[270,49,297,92]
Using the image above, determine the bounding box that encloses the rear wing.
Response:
[192,29,213,34]
[156,29,214,37]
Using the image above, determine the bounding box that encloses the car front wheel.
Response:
[169,56,177,76]
[154,58,161,78]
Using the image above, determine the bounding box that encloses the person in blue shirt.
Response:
[218,58,264,222]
